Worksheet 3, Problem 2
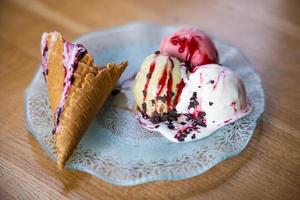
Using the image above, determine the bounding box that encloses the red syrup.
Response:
[173,80,185,107]
[142,61,156,102]
[231,101,237,112]
[170,35,217,70]
[153,57,185,112]
[154,59,169,112]
[171,36,200,69]
[224,118,232,124]
[156,63,168,96]
[191,105,202,119]
[166,58,174,111]
[174,125,193,142]
[213,70,225,90]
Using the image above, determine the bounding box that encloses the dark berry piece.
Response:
[111,89,120,96]
[158,95,167,103]
[146,73,152,79]
[168,124,175,129]
[142,90,147,97]
[142,103,147,112]
[151,99,155,105]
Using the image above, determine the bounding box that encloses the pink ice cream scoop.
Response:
[159,27,219,71]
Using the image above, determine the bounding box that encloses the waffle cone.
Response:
[42,32,127,169]
[43,32,65,116]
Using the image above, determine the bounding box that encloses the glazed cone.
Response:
[42,32,127,169]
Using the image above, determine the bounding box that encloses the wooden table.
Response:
[1,0,299,199]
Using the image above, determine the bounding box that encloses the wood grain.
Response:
[0,0,300,199]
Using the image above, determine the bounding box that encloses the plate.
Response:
[24,22,264,186]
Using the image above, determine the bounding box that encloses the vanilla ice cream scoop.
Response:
[133,53,185,121]
[176,64,251,126]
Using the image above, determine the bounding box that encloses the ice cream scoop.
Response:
[138,64,252,142]
[134,27,251,143]
[176,64,251,127]
[159,27,219,70]
[133,52,185,122]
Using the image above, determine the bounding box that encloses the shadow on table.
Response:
[26,132,95,192]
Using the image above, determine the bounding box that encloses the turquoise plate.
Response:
[24,22,264,186]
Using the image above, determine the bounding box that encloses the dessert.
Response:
[177,64,250,124]
[134,28,252,142]
[133,52,184,121]
[41,32,127,168]
[174,64,251,141]
[159,27,219,71]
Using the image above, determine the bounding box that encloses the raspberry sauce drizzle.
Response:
[141,60,156,113]
[153,59,168,110]
[231,101,237,112]
[41,33,49,81]
[170,35,216,70]
[213,70,225,90]
[173,80,185,107]
[166,58,174,111]
[175,125,193,142]
[142,62,156,101]
[52,41,87,134]
[170,35,201,69]
[224,118,232,124]
[156,62,168,97]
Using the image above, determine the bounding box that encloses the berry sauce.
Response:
[142,61,156,101]
[142,54,186,114]
[52,41,87,134]
[173,80,185,106]
[154,59,169,111]
[213,70,225,90]
[41,33,49,81]
[166,58,174,111]
[170,35,201,70]
[170,35,216,70]
[231,101,237,112]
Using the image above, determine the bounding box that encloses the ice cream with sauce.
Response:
[159,27,219,71]
[137,64,252,142]
[177,64,250,124]
[133,28,252,142]
[133,52,185,122]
